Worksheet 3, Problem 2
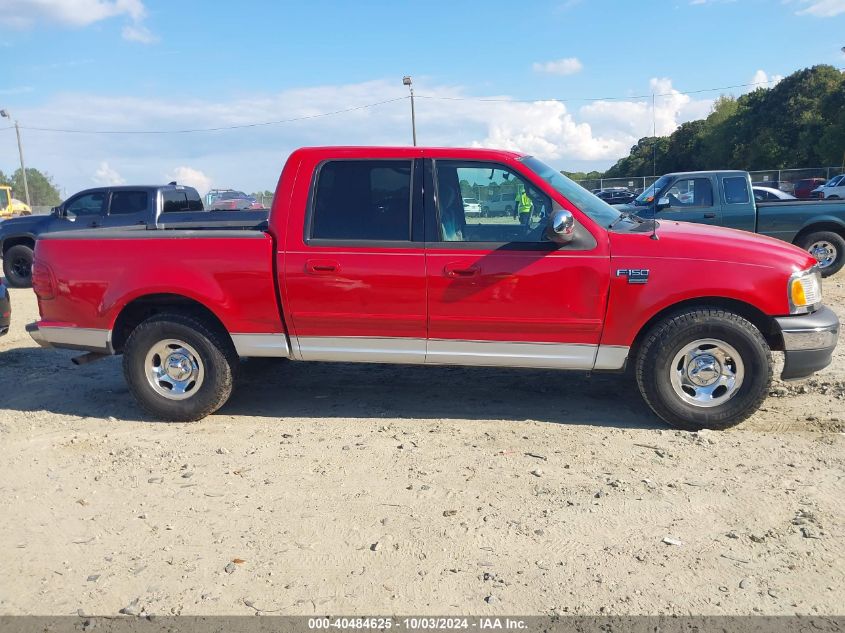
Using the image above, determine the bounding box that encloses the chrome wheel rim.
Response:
[144,339,204,400]
[670,339,744,408]
[809,240,837,269]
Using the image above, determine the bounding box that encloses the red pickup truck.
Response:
[27,147,839,429]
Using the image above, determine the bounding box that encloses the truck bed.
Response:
[756,199,845,242]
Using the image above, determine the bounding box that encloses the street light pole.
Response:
[402,76,417,146]
[1,109,30,206]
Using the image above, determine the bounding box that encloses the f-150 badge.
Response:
[616,269,649,284]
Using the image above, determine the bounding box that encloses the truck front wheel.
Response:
[796,231,845,277]
[3,244,34,288]
[635,308,772,430]
[123,313,238,421]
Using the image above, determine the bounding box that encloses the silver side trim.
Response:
[297,336,426,363]
[593,345,630,370]
[29,325,112,353]
[231,333,291,358]
[426,339,596,369]
[259,335,631,370]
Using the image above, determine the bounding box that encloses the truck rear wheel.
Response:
[796,231,845,277]
[3,244,34,288]
[123,313,238,421]
[635,308,772,430]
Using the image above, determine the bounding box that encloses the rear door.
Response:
[424,158,611,369]
[283,155,427,362]
[98,189,151,228]
[655,176,721,225]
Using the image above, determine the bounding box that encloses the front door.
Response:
[425,159,611,369]
[60,190,109,230]
[283,157,427,362]
[655,176,721,225]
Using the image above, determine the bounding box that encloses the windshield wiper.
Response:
[608,211,632,229]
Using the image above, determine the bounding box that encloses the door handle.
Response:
[703,213,716,219]
[90,221,100,228]
[306,259,340,274]
[443,263,479,278]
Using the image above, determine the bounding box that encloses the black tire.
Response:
[3,244,34,288]
[796,230,845,277]
[635,308,772,431]
[122,313,238,421]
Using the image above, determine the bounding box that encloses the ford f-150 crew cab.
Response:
[614,170,845,277]
[27,147,840,429]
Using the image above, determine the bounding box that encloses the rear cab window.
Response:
[162,190,190,213]
[308,160,413,242]
[723,177,751,204]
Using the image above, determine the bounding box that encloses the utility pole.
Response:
[402,76,417,146]
[1,109,30,206]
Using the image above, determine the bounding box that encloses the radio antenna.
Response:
[650,91,659,241]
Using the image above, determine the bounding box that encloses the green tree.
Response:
[11,168,62,206]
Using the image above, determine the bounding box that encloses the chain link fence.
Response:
[575,166,845,194]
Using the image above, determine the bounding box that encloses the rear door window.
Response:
[723,177,751,204]
[309,160,412,241]
[109,190,149,215]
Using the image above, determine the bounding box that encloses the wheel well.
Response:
[2,236,35,255]
[629,297,783,361]
[793,222,845,244]
[111,294,232,353]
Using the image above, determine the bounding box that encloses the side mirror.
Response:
[656,197,670,211]
[51,206,62,217]
[545,210,575,245]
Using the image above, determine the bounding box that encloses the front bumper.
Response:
[775,306,839,380]
[0,284,9,336]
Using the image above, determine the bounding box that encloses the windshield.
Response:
[519,156,622,227]
[634,175,672,206]
[825,175,843,186]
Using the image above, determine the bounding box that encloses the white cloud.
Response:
[93,162,125,185]
[121,23,156,43]
[1,0,156,44]
[750,69,784,89]
[166,167,212,196]
[11,77,716,195]
[793,0,845,16]
[532,58,584,76]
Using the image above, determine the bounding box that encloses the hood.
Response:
[610,219,816,272]
[0,214,49,233]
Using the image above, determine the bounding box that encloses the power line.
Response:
[10,96,408,135]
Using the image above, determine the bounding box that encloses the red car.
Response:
[26,147,839,429]
[209,190,264,210]
[793,178,826,199]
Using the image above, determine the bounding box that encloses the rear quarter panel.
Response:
[34,233,282,335]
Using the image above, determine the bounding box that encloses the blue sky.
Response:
[1,0,843,196]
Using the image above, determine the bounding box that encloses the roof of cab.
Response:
[291,146,527,160]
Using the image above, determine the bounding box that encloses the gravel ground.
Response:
[0,277,843,616]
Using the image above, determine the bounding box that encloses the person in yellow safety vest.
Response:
[515,183,533,226]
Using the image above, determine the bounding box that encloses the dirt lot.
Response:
[0,279,843,617]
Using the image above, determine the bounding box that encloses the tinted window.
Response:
[723,177,750,204]
[65,192,106,218]
[162,190,189,213]
[311,160,412,241]
[436,161,552,243]
[186,189,204,211]
[110,190,148,215]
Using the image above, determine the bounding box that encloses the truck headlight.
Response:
[788,267,822,314]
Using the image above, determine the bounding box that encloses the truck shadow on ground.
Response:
[0,348,662,429]
[227,358,663,429]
